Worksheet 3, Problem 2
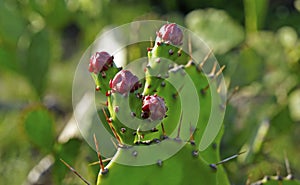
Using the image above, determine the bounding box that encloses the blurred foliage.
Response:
[1,0,300,184]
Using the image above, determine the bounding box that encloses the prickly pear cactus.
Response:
[89,23,229,185]
[251,175,300,185]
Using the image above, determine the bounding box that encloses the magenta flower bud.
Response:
[142,95,167,121]
[89,51,113,74]
[156,23,183,46]
[109,70,139,95]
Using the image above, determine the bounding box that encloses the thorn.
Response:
[188,34,192,58]
[102,108,122,145]
[189,124,195,145]
[176,111,183,140]
[110,137,119,149]
[161,123,167,139]
[210,151,246,169]
[150,36,153,48]
[168,49,174,55]
[198,49,213,70]
[208,62,217,77]
[217,83,222,94]
[60,158,91,185]
[172,84,185,99]
[226,86,239,104]
[93,134,108,175]
[214,65,225,79]
[284,151,292,176]
[177,48,182,56]
[185,35,194,67]
[88,158,112,166]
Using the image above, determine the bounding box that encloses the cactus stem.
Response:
[197,49,213,71]
[93,134,109,175]
[60,158,91,185]
[102,108,122,145]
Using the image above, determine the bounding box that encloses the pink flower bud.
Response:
[110,70,139,95]
[142,95,167,121]
[156,23,183,46]
[89,51,113,74]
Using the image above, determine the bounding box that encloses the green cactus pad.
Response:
[97,140,217,185]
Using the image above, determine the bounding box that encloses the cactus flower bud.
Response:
[142,95,167,121]
[156,23,183,46]
[89,51,113,74]
[110,70,139,95]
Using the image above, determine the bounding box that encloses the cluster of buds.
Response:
[88,23,185,141]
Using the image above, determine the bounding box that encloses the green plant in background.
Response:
[22,107,82,184]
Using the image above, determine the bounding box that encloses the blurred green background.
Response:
[1,0,300,184]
